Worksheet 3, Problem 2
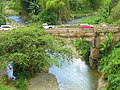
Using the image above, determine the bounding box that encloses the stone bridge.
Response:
[46,27,120,67]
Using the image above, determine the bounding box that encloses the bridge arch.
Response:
[46,27,120,67]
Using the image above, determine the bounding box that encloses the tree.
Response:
[87,0,102,10]
[111,1,120,20]
[0,26,72,78]
[0,3,6,25]
[46,0,67,24]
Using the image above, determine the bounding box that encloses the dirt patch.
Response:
[28,73,59,90]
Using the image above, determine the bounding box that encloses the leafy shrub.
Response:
[115,41,120,48]
[100,33,113,56]
[99,41,120,90]
[111,1,120,20]
[0,3,6,24]
[39,10,57,24]
[106,16,115,24]
[0,26,71,78]
[97,7,109,20]
[73,40,90,60]
[28,14,39,22]
[0,77,16,90]
[0,84,16,90]
[99,48,120,77]
[15,78,28,90]
[107,74,120,90]
[79,16,104,24]
[7,0,21,14]
[0,14,6,26]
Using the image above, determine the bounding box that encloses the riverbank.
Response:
[28,73,59,90]
[97,77,106,90]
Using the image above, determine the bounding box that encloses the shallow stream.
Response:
[49,58,99,90]
[8,16,99,90]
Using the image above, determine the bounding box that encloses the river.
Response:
[6,15,89,26]
[65,16,89,25]
[6,16,26,25]
[8,16,99,90]
[49,58,99,90]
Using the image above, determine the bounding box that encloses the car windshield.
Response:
[2,26,11,28]
[80,24,89,26]
[42,23,48,26]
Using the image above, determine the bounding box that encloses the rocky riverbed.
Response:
[28,73,59,90]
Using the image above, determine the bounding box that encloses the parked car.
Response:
[0,25,13,30]
[79,24,94,28]
[42,23,54,29]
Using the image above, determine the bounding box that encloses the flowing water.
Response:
[8,16,99,90]
[7,16,88,25]
[6,16,26,25]
[49,58,99,90]
[65,16,89,25]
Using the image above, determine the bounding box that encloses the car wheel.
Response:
[49,27,52,29]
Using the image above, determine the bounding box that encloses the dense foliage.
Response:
[73,40,90,60]
[99,41,120,90]
[100,33,114,56]
[79,16,105,24]
[7,0,111,24]
[1,0,120,25]
[111,0,120,25]
[78,0,120,24]
[0,27,72,78]
[0,77,16,90]
[0,3,6,25]
[1,0,120,89]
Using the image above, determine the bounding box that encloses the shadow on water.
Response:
[49,58,99,90]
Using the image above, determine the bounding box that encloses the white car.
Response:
[42,23,54,29]
[0,25,13,30]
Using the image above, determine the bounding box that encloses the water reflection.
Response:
[49,58,98,90]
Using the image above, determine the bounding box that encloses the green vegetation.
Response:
[111,0,120,25]
[0,26,72,89]
[78,0,120,25]
[1,0,120,25]
[0,77,16,90]
[73,40,90,60]
[99,41,120,90]
[0,26,71,77]
[0,84,16,90]
[0,3,6,25]
[7,0,106,24]
[0,13,6,26]
[15,78,28,90]
[1,0,120,89]
[79,16,104,24]
[100,33,114,56]
[73,34,120,89]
